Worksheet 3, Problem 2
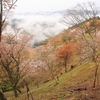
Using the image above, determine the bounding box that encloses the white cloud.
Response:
[9,14,66,45]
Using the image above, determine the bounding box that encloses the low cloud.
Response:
[8,13,67,45]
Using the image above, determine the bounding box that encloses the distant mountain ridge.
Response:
[14,10,66,16]
[34,10,66,16]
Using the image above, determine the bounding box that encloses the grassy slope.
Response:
[6,62,100,100]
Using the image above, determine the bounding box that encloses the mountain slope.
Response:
[6,62,100,100]
[5,17,100,100]
[31,62,100,100]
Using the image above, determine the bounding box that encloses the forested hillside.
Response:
[0,1,100,100]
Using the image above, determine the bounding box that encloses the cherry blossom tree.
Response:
[35,44,59,84]
[0,29,32,97]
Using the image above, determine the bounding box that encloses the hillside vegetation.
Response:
[5,62,100,100]
[1,2,100,100]
[4,17,100,100]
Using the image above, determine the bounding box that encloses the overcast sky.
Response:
[14,0,99,13]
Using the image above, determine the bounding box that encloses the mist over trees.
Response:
[6,12,66,46]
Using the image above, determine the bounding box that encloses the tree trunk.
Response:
[36,83,39,88]
[64,57,67,72]
[24,79,34,100]
[25,82,30,100]
[93,65,99,88]
[56,76,59,81]
[17,87,21,93]
[50,67,58,84]
[0,0,2,41]
[0,91,7,100]
[13,86,18,97]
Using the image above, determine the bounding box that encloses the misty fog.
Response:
[7,12,67,46]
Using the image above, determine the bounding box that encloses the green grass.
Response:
[5,62,98,100]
